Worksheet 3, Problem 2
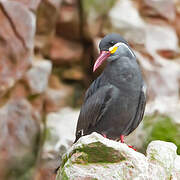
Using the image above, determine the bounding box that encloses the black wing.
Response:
[74,75,113,142]
[128,83,146,134]
[83,73,106,101]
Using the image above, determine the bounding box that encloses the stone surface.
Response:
[0,0,35,97]
[45,77,73,112]
[49,37,83,65]
[62,66,84,81]
[41,108,79,178]
[134,23,180,122]
[35,0,62,56]
[139,0,176,22]
[56,0,80,40]
[145,24,178,53]
[57,132,180,180]
[8,0,42,11]
[25,58,52,94]
[147,141,177,178]
[36,0,61,35]
[0,98,40,179]
[175,13,180,39]
[108,0,146,45]
[172,155,180,179]
[136,51,180,122]
[82,0,116,38]
[44,107,79,154]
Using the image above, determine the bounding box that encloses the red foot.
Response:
[128,145,137,151]
[102,134,107,138]
[120,135,124,143]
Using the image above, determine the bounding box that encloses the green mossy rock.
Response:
[56,132,180,180]
[143,115,180,154]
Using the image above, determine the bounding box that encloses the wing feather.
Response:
[74,79,113,142]
[128,82,146,133]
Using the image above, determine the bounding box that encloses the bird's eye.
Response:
[109,41,114,46]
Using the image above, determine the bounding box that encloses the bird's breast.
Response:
[104,58,142,92]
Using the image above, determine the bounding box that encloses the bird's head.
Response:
[93,33,134,72]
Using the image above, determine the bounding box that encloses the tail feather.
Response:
[73,134,81,144]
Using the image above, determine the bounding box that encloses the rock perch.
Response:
[56,132,180,180]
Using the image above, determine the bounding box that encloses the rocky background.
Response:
[0,0,180,179]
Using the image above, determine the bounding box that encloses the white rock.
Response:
[25,59,52,94]
[43,107,79,157]
[145,25,178,53]
[147,141,177,178]
[108,0,146,44]
[0,98,40,176]
[134,50,180,123]
[57,133,180,180]
[143,0,176,21]
[45,84,73,112]
[171,155,180,179]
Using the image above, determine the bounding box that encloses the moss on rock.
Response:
[57,132,180,180]
[144,115,180,154]
[73,142,126,164]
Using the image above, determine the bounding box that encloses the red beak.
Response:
[93,51,111,72]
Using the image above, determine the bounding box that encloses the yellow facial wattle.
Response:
[110,46,118,54]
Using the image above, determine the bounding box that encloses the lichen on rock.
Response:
[56,132,180,180]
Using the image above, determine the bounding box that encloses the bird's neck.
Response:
[103,57,140,90]
[104,59,123,80]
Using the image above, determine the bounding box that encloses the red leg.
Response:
[120,135,124,143]
[102,134,106,138]
[128,145,137,151]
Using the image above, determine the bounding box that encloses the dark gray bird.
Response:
[74,33,146,144]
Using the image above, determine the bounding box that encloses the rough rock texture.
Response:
[0,0,35,97]
[43,108,79,161]
[45,108,79,152]
[45,75,74,112]
[57,132,180,180]
[108,0,146,45]
[49,37,83,65]
[56,0,80,40]
[139,0,176,22]
[0,98,40,179]
[35,0,61,56]
[82,0,116,38]
[0,1,53,179]
[35,108,79,180]
[9,0,42,11]
[25,58,52,94]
